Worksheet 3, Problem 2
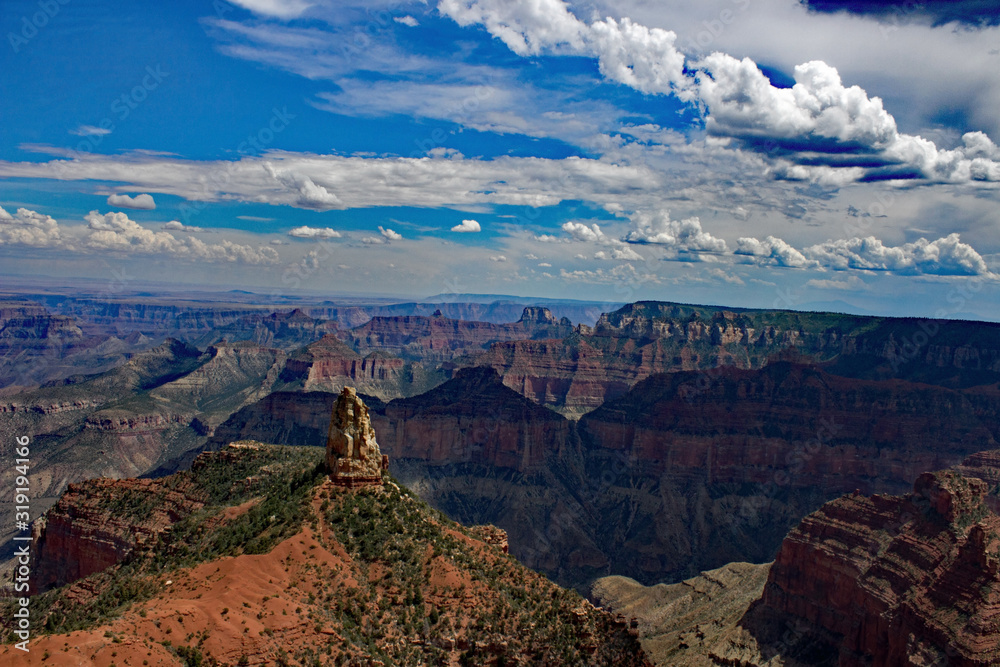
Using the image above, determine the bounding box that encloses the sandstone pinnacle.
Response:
[325,386,388,487]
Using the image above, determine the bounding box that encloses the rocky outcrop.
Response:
[470,525,510,554]
[326,387,387,487]
[758,469,1000,666]
[278,334,435,399]
[30,476,206,593]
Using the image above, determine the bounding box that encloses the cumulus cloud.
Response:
[84,210,278,264]
[490,254,507,262]
[804,233,992,276]
[106,193,156,210]
[360,226,403,245]
[611,246,644,261]
[558,263,660,285]
[163,221,204,232]
[451,219,481,232]
[380,226,402,241]
[0,206,62,247]
[288,225,342,239]
[263,163,343,210]
[624,211,728,253]
[562,221,607,243]
[735,236,819,269]
[394,15,419,26]
[737,231,994,277]
[441,0,1000,185]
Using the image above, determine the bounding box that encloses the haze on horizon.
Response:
[1,0,998,320]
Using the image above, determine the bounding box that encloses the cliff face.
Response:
[760,469,1000,666]
[0,300,86,389]
[343,306,574,362]
[30,476,207,593]
[325,387,387,486]
[579,362,1000,495]
[279,334,439,399]
[191,308,339,351]
[377,366,571,472]
[475,302,1000,415]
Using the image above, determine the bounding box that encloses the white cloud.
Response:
[611,245,644,261]
[707,267,744,285]
[736,231,995,277]
[83,210,278,264]
[288,225,342,239]
[439,0,688,96]
[163,221,204,232]
[0,151,659,213]
[225,0,313,19]
[804,233,993,277]
[451,219,481,232]
[538,262,552,267]
[394,15,418,26]
[262,162,343,210]
[624,211,728,252]
[490,254,507,262]
[735,235,819,269]
[562,221,606,243]
[806,275,868,291]
[380,226,402,241]
[70,125,112,137]
[440,0,1000,185]
[107,193,156,210]
[0,206,62,247]
[558,262,660,285]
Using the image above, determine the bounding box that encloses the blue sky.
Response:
[1,0,999,319]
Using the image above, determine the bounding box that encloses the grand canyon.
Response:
[5,1,1000,663]
[5,284,1000,665]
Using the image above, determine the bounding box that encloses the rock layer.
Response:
[759,469,1000,665]
[325,387,387,487]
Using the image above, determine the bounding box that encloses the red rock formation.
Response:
[476,302,1000,414]
[281,335,406,391]
[579,362,1000,495]
[325,387,387,487]
[376,366,570,472]
[471,525,510,553]
[760,469,1000,665]
[30,476,206,594]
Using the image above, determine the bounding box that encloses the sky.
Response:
[0,0,998,319]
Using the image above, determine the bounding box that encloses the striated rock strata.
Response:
[325,387,387,487]
[757,469,1000,665]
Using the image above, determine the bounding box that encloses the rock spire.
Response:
[325,386,387,487]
